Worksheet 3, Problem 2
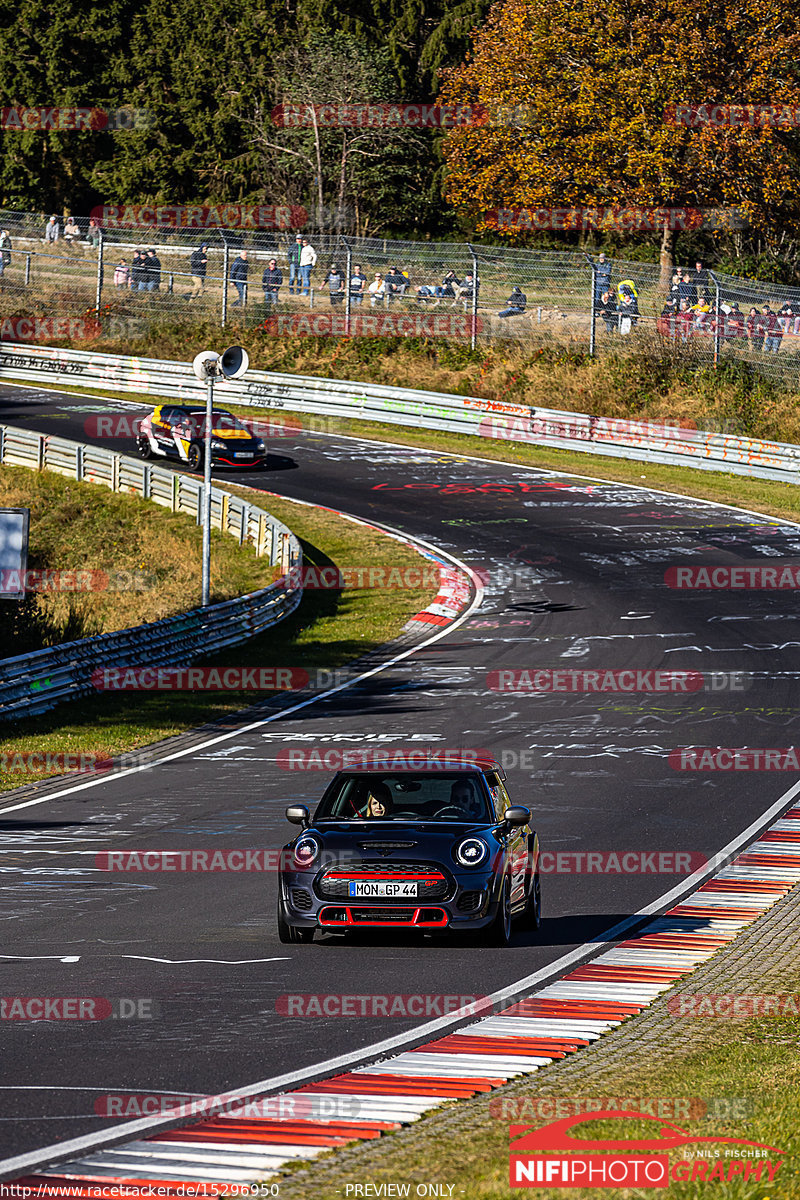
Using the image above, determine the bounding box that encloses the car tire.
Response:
[520,869,542,931]
[136,435,154,461]
[187,443,203,472]
[482,874,512,947]
[277,896,314,944]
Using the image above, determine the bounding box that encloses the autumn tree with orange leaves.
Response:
[439,0,800,278]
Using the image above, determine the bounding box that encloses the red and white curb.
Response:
[13,806,800,1194]
[405,558,472,630]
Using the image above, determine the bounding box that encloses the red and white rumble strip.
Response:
[14,800,800,1192]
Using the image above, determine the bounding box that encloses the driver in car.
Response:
[362,782,393,819]
[450,778,484,820]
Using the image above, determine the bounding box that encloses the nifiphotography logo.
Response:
[508,1110,785,1188]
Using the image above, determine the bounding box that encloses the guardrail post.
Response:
[95,230,104,314]
[221,243,230,328]
[710,270,721,368]
[75,444,84,480]
[24,253,31,286]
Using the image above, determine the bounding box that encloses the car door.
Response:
[486,771,529,909]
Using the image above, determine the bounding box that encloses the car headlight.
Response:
[293,834,321,868]
[455,837,489,868]
[255,439,266,452]
[210,439,226,450]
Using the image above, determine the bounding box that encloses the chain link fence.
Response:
[0,209,799,387]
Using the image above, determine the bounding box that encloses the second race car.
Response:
[137,404,267,471]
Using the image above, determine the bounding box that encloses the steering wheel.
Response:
[434,806,466,818]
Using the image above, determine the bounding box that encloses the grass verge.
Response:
[0,482,439,791]
[0,463,279,656]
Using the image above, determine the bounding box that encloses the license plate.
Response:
[348,881,419,898]
[234,452,253,459]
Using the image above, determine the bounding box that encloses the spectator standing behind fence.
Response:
[762,304,782,353]
[287,234,302,294]
[131,249,146,291]
[299,239,317,296]
[113,257,130,288]
[325,264,345,305]
[368,273,385,306]
[230,250,248,306]
[86,218,101,249]
[617,290,639,334]
[746,307,762,351]
[145,248,161,292]
[262,259,283,306]
[434,270,460,301]
[692,261,709,300]
[0,228,11,282]
[63,216,80,247]
[44,215,59,244]
[598,289,618,333]
[726,303,744,341]
[385,266,408,301]
[678,272,695,306]
[456,272,478,308]
[498,286,527,318]
[189,244,208,298]
[350,265,366,305]
[594,252,612,301]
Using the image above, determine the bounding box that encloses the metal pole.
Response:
[221,243,230,327]
[583,253,596,358]
[343,238,352,336]
[24,253,30,286]
[201,373,214,606]
[710,270,721,367]
[468,244,479,351]
[95,230,104,315]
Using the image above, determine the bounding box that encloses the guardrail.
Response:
[1,342,799,485]
[0,423,302,720]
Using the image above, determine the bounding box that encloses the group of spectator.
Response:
[659,298,790,353]
[43,214,101,249]
[113,248,162,291]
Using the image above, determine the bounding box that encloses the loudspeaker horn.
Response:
[220,345,249,379]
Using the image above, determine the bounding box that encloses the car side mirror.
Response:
[286,804,309,827]
[503,806,530,828]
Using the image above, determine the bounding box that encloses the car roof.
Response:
[332,757,506,780]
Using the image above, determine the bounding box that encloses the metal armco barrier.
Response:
[0,423,302,720]
[1,342,799,484]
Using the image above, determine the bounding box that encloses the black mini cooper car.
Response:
[277,759,541,946]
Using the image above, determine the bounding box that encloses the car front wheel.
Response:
[277,896,314,944]
[520,869,541,931]
[483,874,512,947]
[187,443,203,472]
[136,434,154,460]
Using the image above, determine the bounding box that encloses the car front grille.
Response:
[457,890,484,912]
[316,861,452,901]
[290,887,313,910]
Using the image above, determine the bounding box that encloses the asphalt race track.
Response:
[1,382,799,1168]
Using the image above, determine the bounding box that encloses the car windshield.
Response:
[314,773,494,823]
[170,410,248,436]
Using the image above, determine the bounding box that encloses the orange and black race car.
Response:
[136,404,267,471]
